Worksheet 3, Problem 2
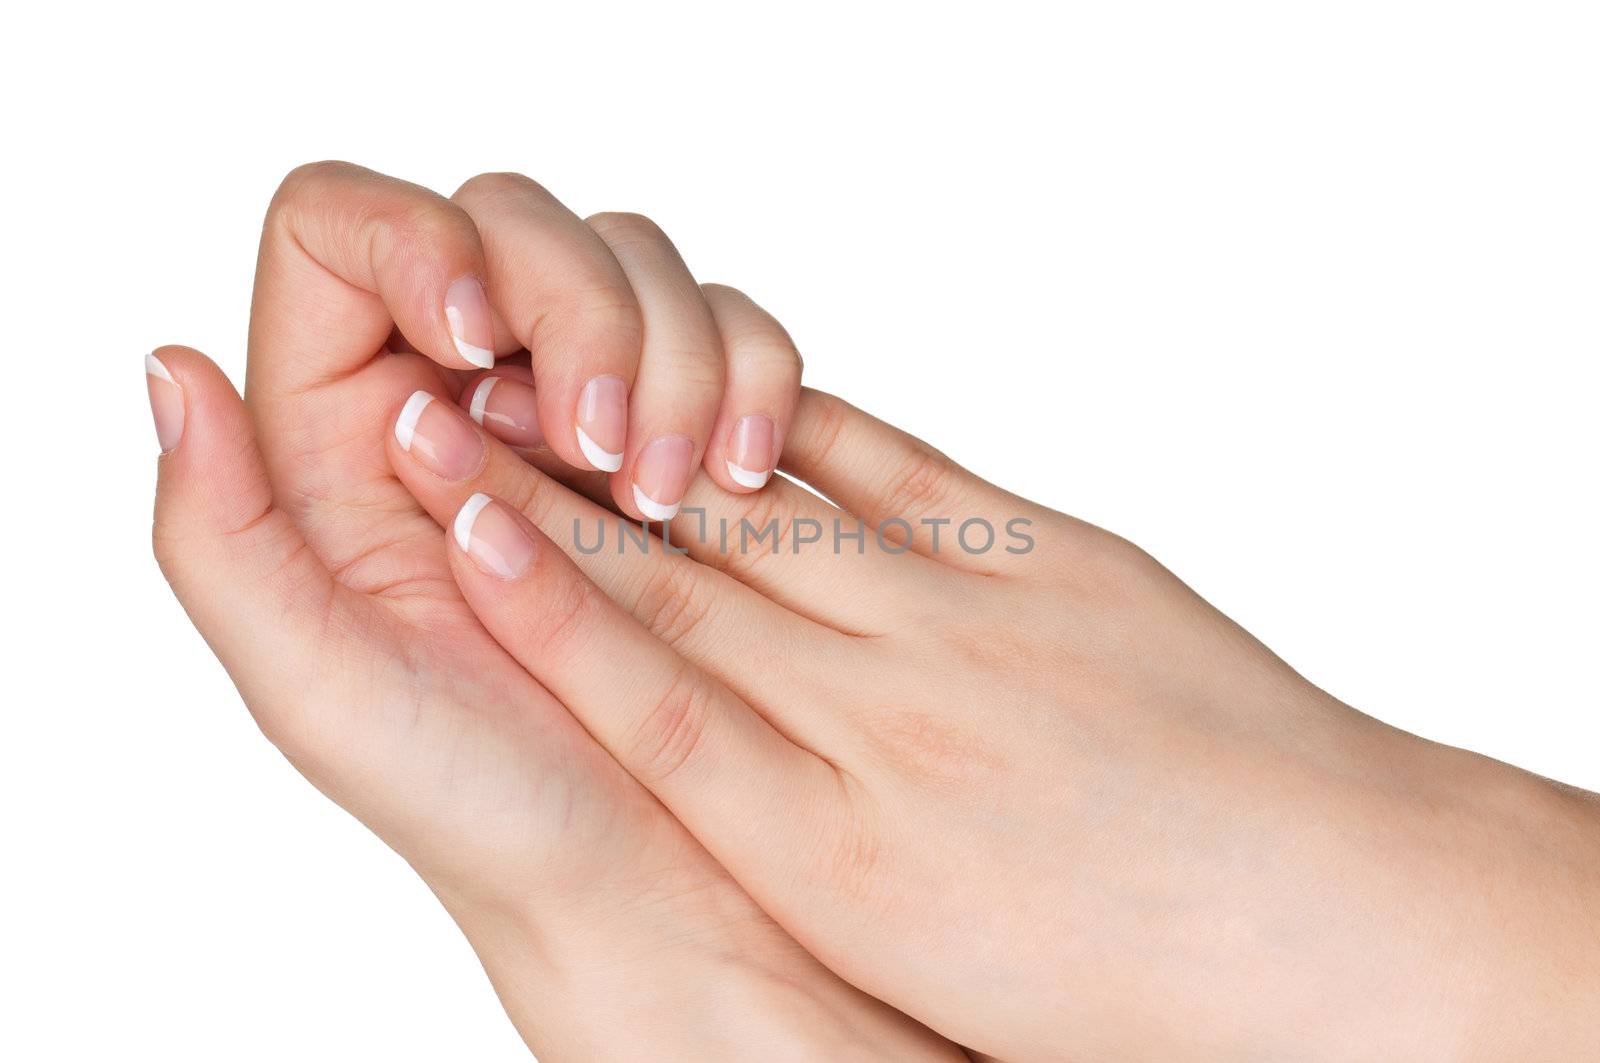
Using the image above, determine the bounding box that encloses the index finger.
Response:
[247,160,505,406]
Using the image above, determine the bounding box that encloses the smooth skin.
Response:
[148,162,958,1061]
[395,316,1600,1054]
[152,162,1600,1060]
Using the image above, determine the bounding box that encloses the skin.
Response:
[153,162,1600,1060]
[148,163,959,1061]
[408,387,1600,1060]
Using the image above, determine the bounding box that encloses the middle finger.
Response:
[587,211,726,523]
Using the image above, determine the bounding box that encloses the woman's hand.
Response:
[149,162,960,1060]
[392,381,1600,1059]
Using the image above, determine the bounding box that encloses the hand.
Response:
[149,162,959,1060]
[392,380,1600,1058]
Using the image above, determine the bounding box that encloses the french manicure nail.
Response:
[146,353,184,453]
[575,375,627,472]
[454,493,535,579]
[444,276,496,369]
[632,435,695,521]
[725,414,775,489]
[394,390,484,481]
[467,375,543,449]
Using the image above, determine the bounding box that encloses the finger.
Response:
[147,345,361,750]
[450,173,642,475]
[782,388,1053,575]
[664,470,961,635]
[389,387,860,730]
[443,491,841,896]
[700,284,802,493]
[587,212,725,522]
[463,373,972,636]
[249,161,504,405]
[461,366,543,456]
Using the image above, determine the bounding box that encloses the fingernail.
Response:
[444,276,495,369]
[575,375,627,472]
[725,414,776,489]
[146,353,184,453]
[454,493,535,579]
[395,390,484,481]
[467,375,543,450]
[632,435,695,521]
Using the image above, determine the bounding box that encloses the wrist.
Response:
[436,876,954,1061]
[1335,729,1600,1055]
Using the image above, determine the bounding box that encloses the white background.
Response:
[2,2,1596,1059]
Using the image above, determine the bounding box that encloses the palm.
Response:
[248,335,683,902]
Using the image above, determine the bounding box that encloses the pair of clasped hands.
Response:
[149,164,1599,1060]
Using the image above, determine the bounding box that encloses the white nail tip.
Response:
[452,336,496,369]
[454,492,493,553]
[469,376,497,425]
[144,353,175,384]
[445,305,496,368]
[575,426,624,472]
[395,390,434,451]
[725,460,771,489]
[632,484,681,522]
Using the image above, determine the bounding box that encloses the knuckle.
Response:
[630,562,715,651]
[627,665,715,787]
[702,285,801,375]
[650,344,726,390]
[816,791,884,904]
[526,568,602,660]
[710,485,792,582]
[871,445,956,521]
[271,159,354,208]
[796,390,849,470]
[534,281,643,353]
[730,336,802,380]
[453,170,545,208]
[586,210,667,249]
[372,198,472,253]
[699,281,741,302]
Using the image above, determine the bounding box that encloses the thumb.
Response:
[147,344,343,740]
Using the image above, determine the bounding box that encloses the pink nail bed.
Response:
[394,390,484,481]
[726,414,775,489]
[454,494,536,579]
[632,435,695,521]
[467,376,543,450]
[145,353,184,453]
[575,375,627,472]
[444,276,496,369]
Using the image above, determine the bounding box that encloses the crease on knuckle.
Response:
[530,282,643,355]
[726,334,801,378]
[709,487,791,582]
[870,445,956,523]
[631,562,715,651]
[627,664,714,787]
[363,199,469,270]
[795,391,849,473]
[526,569,599,661]
[646,345,725,390]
